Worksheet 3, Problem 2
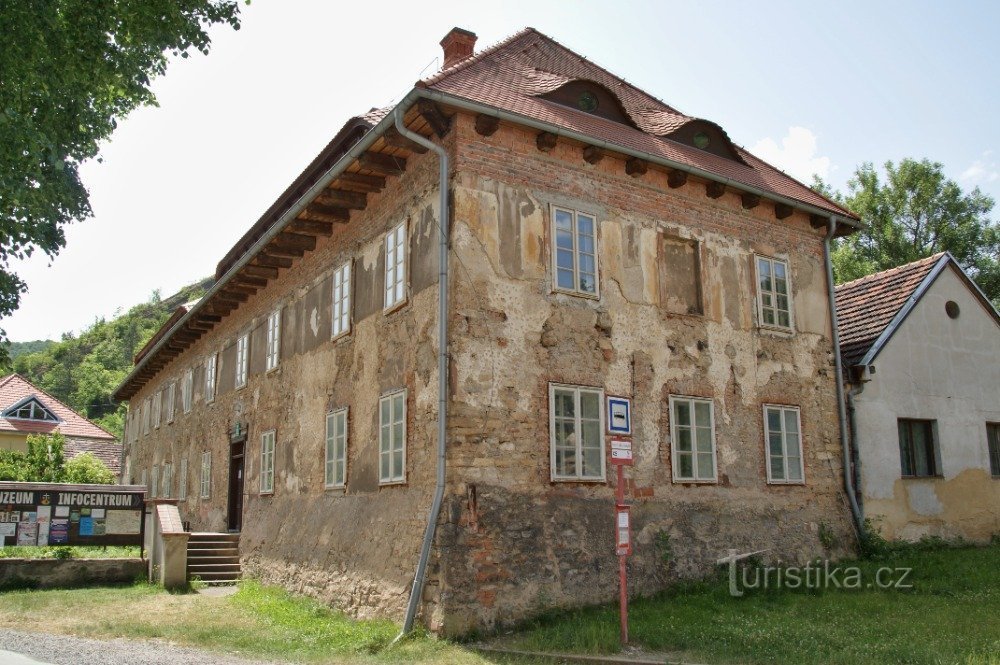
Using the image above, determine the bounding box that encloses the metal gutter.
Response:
[112,88,425,400]
[392,106,450,638]
[824,218,864,536]
[414,89,861,228]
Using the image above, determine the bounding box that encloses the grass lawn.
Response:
[0,581,504,664]
[0,545,140,559]
[494,541,1000,664]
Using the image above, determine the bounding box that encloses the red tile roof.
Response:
[64,437,122,476]
[835,254,945,367]
[421,28,855,219]
[0,374,116,441]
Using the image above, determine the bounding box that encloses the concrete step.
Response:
[187,532,240,585]
[188,547,239,557]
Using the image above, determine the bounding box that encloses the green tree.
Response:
[0,1,244,357]
[819,160,1000,305]
[63,452,115,484]
[24,432,65,482]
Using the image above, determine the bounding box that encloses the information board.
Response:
[0,482,145,547]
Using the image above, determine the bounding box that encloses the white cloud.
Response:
[960,151,999,184]
[751,126,831,183]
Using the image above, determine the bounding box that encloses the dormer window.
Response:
[541,80,637,129]
[577,91,599,113]
[4,397,58,422]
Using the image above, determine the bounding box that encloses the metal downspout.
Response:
[393,107,449,638]
[824,218,865,535]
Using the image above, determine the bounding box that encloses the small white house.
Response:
[836,252,1000,542]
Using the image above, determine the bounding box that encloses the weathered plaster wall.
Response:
[853,267,1000,541]
[436,113,856,634]
[123,145,448,621]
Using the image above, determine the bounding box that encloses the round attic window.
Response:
[693,132,711,149]
[945,300,960,319]
[577,91,599,112]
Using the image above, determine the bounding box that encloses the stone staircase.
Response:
[187,532,241,585]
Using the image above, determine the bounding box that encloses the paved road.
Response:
[0,630,281,665]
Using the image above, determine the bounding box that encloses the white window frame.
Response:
[551,205,600,298]
[200,451,212,499]
[151,464,159,497]
[164,383,175,424]
[763,404,805,484]
[755,254,794,331]
[161,463,172,498]
[179,458,188,500]
[260,430,275,494]
[266,309,281,371]
[549,383,606,482]
[182,369,193,414]
[152,391,161,429]
[325,408,348,489]
[379,390,407,485]
[331,261,352,339]
[205,353,217,403]
[384,221,407,311]
[235,334,249,389]
[669,395,718,483]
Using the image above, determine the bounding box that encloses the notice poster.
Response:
[92,508,105,519]
[105,510,142,535]
[0,522,16,542]
[54,506,69,518]
[17,522,38,546]
[0,511,18,523]
[93,520,106,536]
[69,511,80,523]
[36,505,51,544]
[79,516,94,536]
[48,520,69,544]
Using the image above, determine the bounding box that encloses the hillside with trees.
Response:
[3,277,213,438]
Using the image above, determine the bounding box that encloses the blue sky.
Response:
[5,0,999,341]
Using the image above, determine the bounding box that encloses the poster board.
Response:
[0,482,145,547]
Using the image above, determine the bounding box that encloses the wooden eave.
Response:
[114,107,439,402]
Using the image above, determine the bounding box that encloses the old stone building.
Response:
[114,28,861,634]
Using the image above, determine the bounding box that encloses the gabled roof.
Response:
[0,374,116,440]
[421,28,854,219]
[835,253,1000,368]
[114,27,860,402]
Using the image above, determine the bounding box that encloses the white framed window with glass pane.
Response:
[200,451,212,499]
[260,430,275,494]
[552,206,599,297]
[235,334,249,388]
[325,408,348,489]
[179,458,188,500]
[549,383,605,481]
[763,404,804,484]
[182,369,193,414]
[152,391,162,429]
[266,309,281,371]
[164,383,175,424]
[161,463,172,498]
[669,396,717,483]
[384,221,407,311]
[379,390,406,485]
[331,261,352,339]
[755,255,793,330]
[204,353,217,403]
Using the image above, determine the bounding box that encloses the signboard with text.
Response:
[0,482,145,547]
[609,438,634,466]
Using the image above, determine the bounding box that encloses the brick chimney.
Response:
[440,27,477,69]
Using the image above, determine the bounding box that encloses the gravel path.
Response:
[0,629,283,665]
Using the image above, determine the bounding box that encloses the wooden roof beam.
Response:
[583,145,604,165]
[668,170,687,188]
[706,182,726,199]
[358,151,406,176]
[742,193,761,210]
[254,254,293,269]
[233,275,268,288]
[775,203,794,220]
[243,265,279,279]
[475,114,500,137]
[536,131,557,152]
[382,128,429,154]
[317,189,367,209]
[289,219,334,237]
[417,99,451,138]
[300,205,350,224]
[335,172,386,193]
[625,157,648,177]
[218,289,250,303]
